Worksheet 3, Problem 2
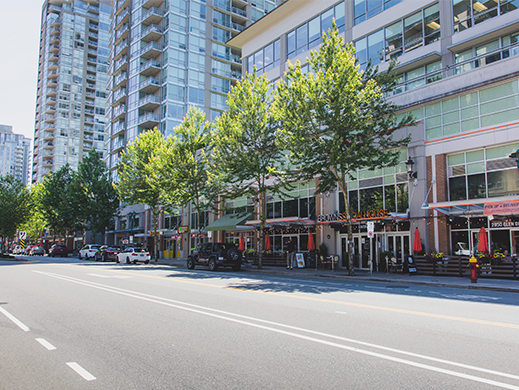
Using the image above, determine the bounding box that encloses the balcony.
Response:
[112,139,125,152]
[115,39,128,59]
[138,0,163,9]
[45,97,57,106]
[45,106,56,115]
[85,98,95,107]
[115,23,129,44]
[47,70,58,79]
[86,72,96,81]
[84,115,94,124]
[47,79,58,89]
[49,52,59,62]
[231,23,245,32]
[84,126,94,133]
[111,121,126,137]
[44,114,56,123]
[89,23,99,31]
[87,4,99,14]
[140,7,164,25]
[139,59,161,77]
[43,160,54,167]
[50,18,61,28]
[87,56,97,64]
[116,0,130,13]
[137,94,161,110]
[112,88,127,105]
[114,55,128,75]
[86,82,96,90]
[48,61,58,70]
[43,131,55,141]
[43,142,54,150]
[139,24,162,42]
[50,27,60,36]
[88,40,98,47]
[49,44,60,53]
[115,7,130,29]
[112,105,127,122]
[114,71,127,89]
[137,112,161,128]
[140,41,163,60]
[139,76,161,93]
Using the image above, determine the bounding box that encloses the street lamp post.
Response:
[128,211,136,244]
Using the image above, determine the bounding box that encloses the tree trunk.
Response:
[153,206,158,262]
[336,177,355,276]
[258,190,264,269]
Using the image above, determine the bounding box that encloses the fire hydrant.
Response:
[468,256,479,283]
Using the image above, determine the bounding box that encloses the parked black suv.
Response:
[187,242,242,271]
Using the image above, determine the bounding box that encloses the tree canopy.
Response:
[0,175,31,243]
[276,24,412,273]
[213,70,291,267]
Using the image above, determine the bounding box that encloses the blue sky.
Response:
[0,0,43,142]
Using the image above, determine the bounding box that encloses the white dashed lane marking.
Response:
[66,362,96,381]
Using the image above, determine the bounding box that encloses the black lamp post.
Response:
[405,158,418,179]
[509,149,519,170]
[128,211,136,244]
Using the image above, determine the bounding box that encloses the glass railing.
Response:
[391,41,519,96]
[138,94,161,106]
[140,59,161,72]
[138,112,161,124]
[140,41,163,55]
[139,77,161,89]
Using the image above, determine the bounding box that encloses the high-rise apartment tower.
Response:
[33,0,112,184]
[0,125,32,186]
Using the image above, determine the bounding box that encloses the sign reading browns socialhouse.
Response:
[318,209,390,223]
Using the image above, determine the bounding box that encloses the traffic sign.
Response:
[367,222,374,234]
[367,230,374,239]
[19,231,27,240]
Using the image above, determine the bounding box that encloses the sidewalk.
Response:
[154,257,519,293]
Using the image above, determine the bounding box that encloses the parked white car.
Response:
[116,247,151,264]
[79,244,102,260]
[454,242,471,256]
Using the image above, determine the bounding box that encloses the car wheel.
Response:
[232,263,241,272]
[78,253,82,260]
[187,257,195,270]
[145,260,149,264]
[103,254,108,262]
[126,257,131,264]
[95,255,99,261]
[208,258,218,271]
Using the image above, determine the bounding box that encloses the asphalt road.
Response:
[1,256,519,389]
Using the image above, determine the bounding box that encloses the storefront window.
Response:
[396,183,408,213]
[360,187,384,212]
[449,176,467,201]
[467,173,486,198]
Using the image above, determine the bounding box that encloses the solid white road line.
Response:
[0,306,30,332]
[66,362,96,381]
[34,270,519,389]
[36,338,56,350]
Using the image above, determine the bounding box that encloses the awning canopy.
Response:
[246,217,315,228]
[426,197,519,216]
[205,213,252,231]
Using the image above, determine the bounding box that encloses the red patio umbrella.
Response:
[264,234,271,251]
[239,235,245,251]
[478,226,489,253]
[307,232,315,251]
[413,228,422,253]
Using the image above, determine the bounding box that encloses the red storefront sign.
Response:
[484,200,519,215]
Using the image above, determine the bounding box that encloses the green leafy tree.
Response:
[116,128,165,261]
[70,150,119,240]
[40,165,78,239]
[213,71,291,268]
[276,24,412,275]
[0,175,31,250]
[20,182,48,241]
[159,108,218,249]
